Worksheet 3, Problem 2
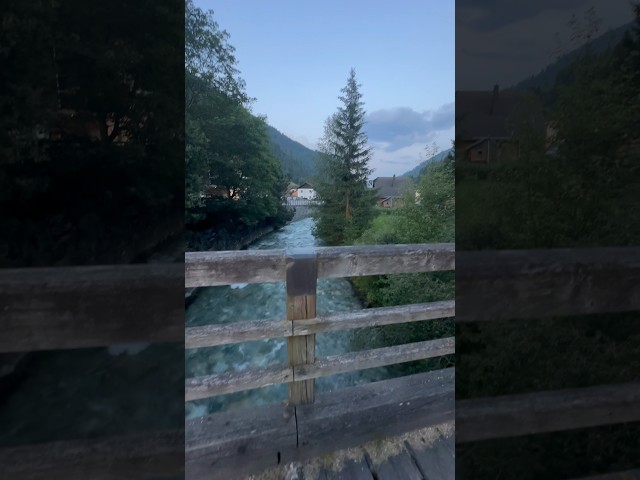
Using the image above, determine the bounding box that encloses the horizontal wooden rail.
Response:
[185,364,292,401]
[185,301,455,349]
[456,381,640,443]
[456,246,640,321]
[185,337,454,401]
[0,263,184,353]
[0,429,184,480]
[185,243,454,288]
[295,337,454,381]
[186,369,454,479]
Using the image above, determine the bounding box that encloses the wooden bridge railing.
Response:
[455,246,640,480]
[185,244,455,405]
[0,262,185,479]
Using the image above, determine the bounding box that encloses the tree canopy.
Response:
[185,1,291,242]
[313,69,376,245]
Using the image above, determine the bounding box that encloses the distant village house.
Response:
[456,85,554,163]
[369,175,411,208]
[292,182,316,200]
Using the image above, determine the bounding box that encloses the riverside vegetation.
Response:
[185,1,292,251]
[312,70,455,375]
[456,7,640,479]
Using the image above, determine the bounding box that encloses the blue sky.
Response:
[195,0,455,178]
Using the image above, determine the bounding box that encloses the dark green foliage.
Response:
[457,6,640,478]
[184,1,292,246]
[350,152,455,371]
[266,125,318,184]
[0,0,184,267]
[313,70,377,245]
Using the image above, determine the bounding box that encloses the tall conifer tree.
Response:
[314,69,376,244]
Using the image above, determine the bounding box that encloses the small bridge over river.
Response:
[1,245,639,479]
[284,198,320,222]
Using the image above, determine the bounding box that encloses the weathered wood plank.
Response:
[406,433,455,480]
[0,264,184,353]
[185,369,454,479]
[185,339,454,400]
[185,250,287,288]
[185,364,292,401]
[456,247,640,321]
[373,452,423,480]
[286,249,317,405]
[321,459,374,480]
[316,244,455,278]
[183,301,454,349]
[186,402,297,480]
[287,295,316,405]
[295,369,455,461]
[456,381,640,443]
[185,319,290,349]
[295,337,455,381]
[294,301,455,336]
[0,430,184,480]
[184,243,455,287]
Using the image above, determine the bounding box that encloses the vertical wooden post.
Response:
[285,248,317,405]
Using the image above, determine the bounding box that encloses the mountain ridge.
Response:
[266,125,319,184]
[510,21,633,92]
[401,148,453,178]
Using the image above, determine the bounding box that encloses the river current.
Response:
[185,217,391,419]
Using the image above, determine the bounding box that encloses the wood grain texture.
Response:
[456,247,640,321]
[287,294,316,405]
[0,430,184,480]
[183,301,454,349]
[185,243,455,287]
[185,319,290,349]
[317,243,455,279]
[185,364,293,401]
[185,249,287,287]
[456,381,640,443]
[405,433,455,480]
[186,402,296,480]
[320,459,374,480]
[184,338,454,400]
[295,337,455,381]
[373,452,423,480]
[0,264,184,353]
[293,301,455,336]
[185,369,454,479]
[295,368,455,461]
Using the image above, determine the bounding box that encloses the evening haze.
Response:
[457,0,635,89]
[195,0,455,178]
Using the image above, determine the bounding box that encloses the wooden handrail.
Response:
[185,243,455,287]
[0,263,184,353]
[456,246,640,322]
[185,301,455,349]
[185,337,455,401]
[456,381,640,443]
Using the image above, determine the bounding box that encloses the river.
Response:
[185,217,391,419]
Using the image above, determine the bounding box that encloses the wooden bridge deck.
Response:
[248,422,454,480]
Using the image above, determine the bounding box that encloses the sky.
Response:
[456,0,635,89]
[195,0,455,178]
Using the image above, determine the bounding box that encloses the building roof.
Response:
[456,86,529,140]
[297,182,314,189]
[373,176,411,198]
